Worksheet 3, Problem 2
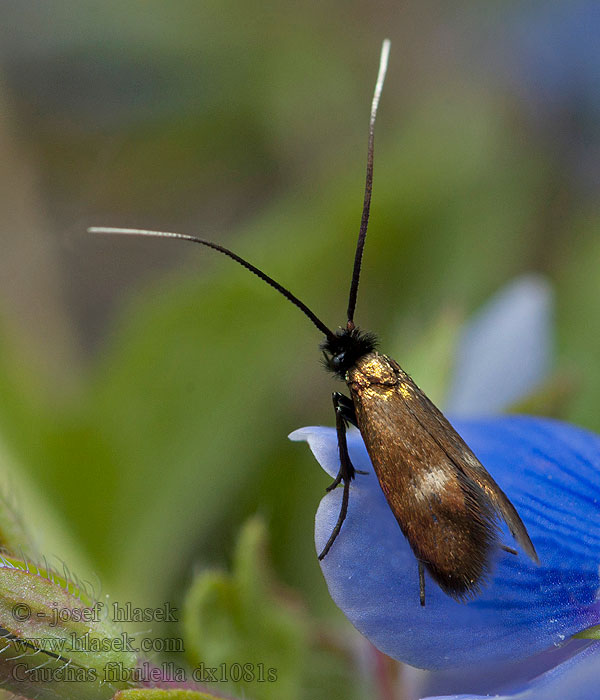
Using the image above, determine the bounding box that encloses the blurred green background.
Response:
[0,2,598,698]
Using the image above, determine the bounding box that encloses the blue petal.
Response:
[409,640,591,698]
[504,2,600,114]
[424,641,600,700]
[445,275,553,417]
[289,417,600,670]
[500,3,600,190]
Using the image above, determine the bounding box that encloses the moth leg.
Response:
[318,394,356,560]
[418,561,426,606]
[325,394,357,492]
[333,392,358,428]
[501,545,518,556]
[331,393,368,475]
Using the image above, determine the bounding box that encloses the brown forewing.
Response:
[346,352,537,599]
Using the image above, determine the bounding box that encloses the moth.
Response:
[90,39,538,605]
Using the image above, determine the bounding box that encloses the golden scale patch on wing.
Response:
[347,352,397,401]
[398,382,413,400]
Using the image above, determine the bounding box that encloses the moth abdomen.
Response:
[412,493,499,599]
[389,465,500,598]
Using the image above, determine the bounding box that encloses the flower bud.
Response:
[0,556,138,699]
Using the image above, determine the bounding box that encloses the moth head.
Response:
[321,325,378,379]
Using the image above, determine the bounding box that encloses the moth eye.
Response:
[333,352,346,368]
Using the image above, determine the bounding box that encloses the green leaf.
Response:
[573,624,600,640]
[183,517,308,700]
[0,432,92,577]
[556,214,600,432]
[114,690,224,700]
[392,305,464,406]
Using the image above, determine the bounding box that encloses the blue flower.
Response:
[504,2,600,116]
[425,641,600,700]
[290,417,600,670]
[290,276,600,697]
[499,2,600,191]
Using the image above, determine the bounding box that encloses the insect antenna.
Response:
[346,38,390,327]
[88,227,337,341]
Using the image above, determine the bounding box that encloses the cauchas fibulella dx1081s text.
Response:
[90,39,539,606]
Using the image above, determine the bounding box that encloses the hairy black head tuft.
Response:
[321,327,378,379]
